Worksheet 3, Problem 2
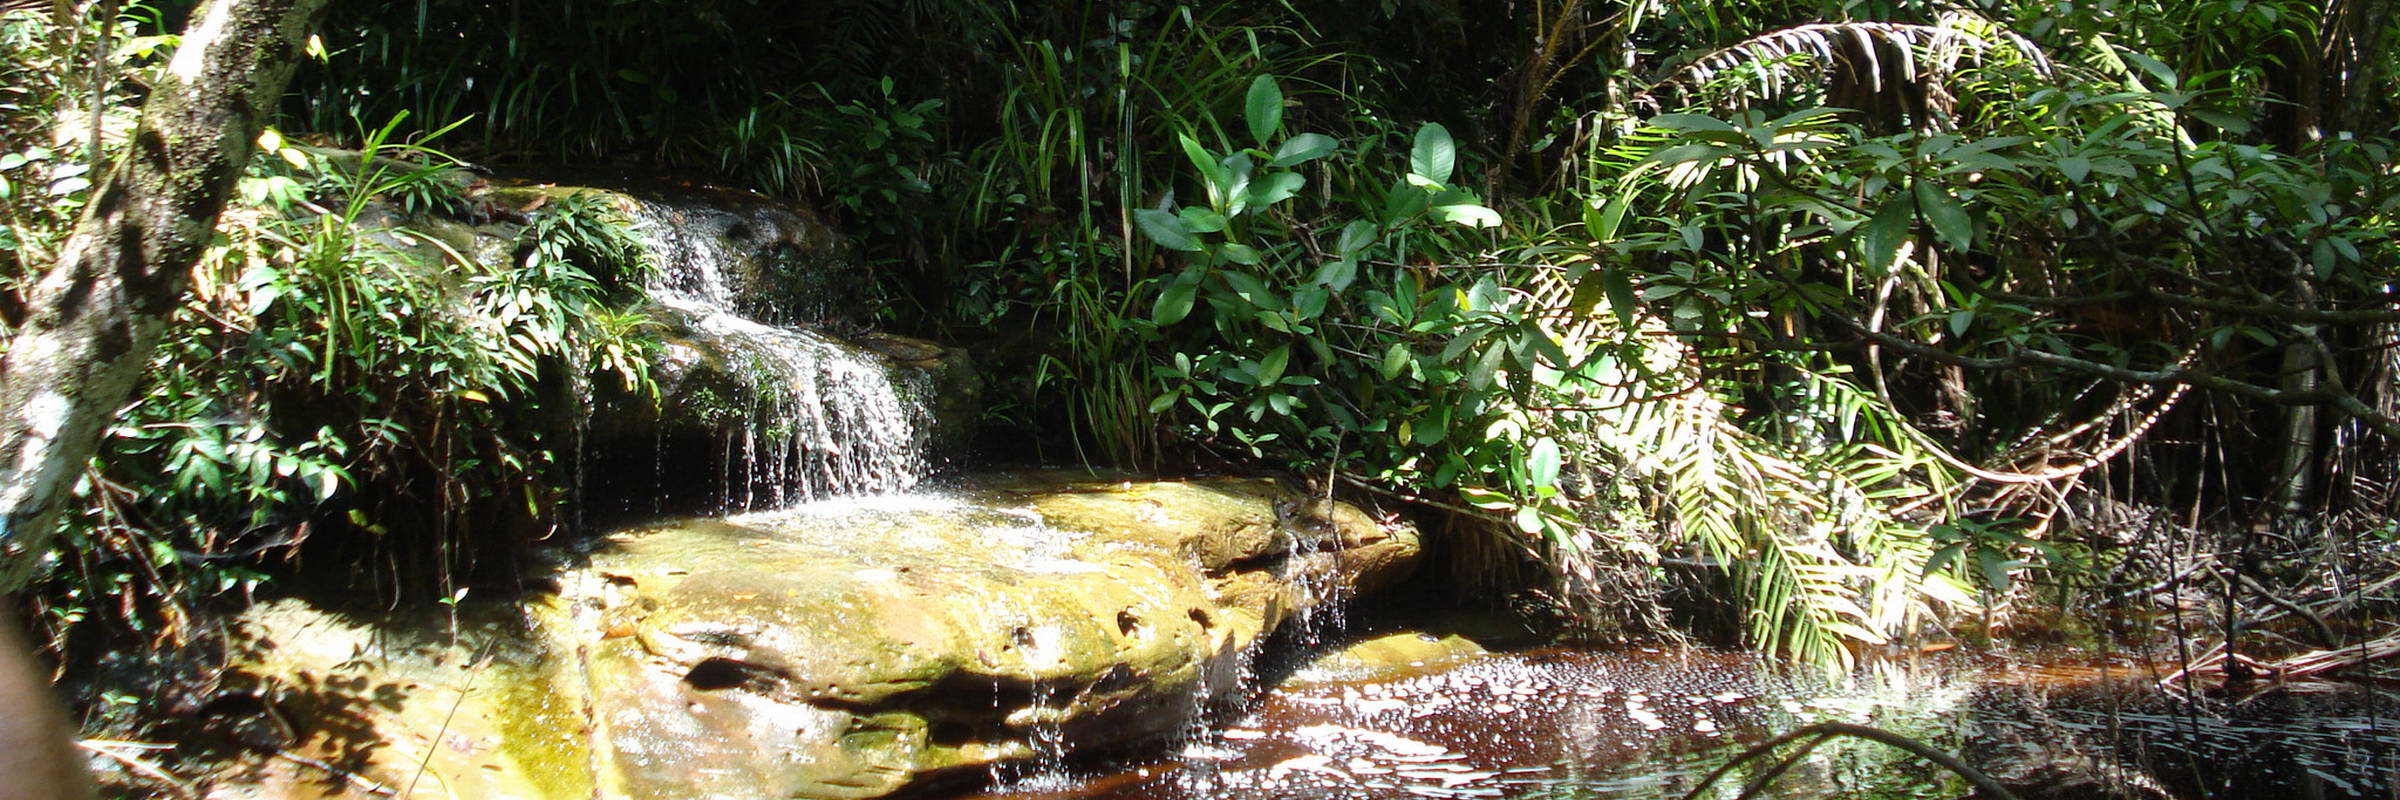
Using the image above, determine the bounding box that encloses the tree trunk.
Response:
[0,0,328,592]
[0,609,88,800]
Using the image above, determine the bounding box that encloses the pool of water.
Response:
[965,644,2400,800]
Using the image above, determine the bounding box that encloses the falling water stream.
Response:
[621,190,934,509]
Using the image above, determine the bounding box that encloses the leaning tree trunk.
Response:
[0,0,329,592]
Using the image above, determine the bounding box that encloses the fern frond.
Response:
[1648,20,2053,104]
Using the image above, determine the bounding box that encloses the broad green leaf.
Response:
[1523,325,1570,367]
[1294,285,1330,319]
[1336,219,1377,254]
[1246,76,1283,147]
[1248,171,1306,209]
[1863,195,1915,274]
[2121,50,2178,89]
[1135,208,1204,251]
[1584,197,1628,240]
[1178,132,1222,190]
[1569,271,1610,314]
[2188,108,2253,135]
[1913,181,1973,252]
[2058,155,2091,183]
[1415,407,1449,444]
[1603,267,1638,331]
[1383,177,1431,221]
[1459,486,1514,510]
[1216,152,1255,214]
[1310,256,1357,291]
[1411,122,1456,184]
[1923,542,1966,576]
[1270,133,1337,167]
[1219,242,1263,265]
[1527,438,1561,489]
[1432,202,1501,228]
[1220,270,1279,307]
[1256,345,1291,388]
[1977,549,2015,594]
[1380,343,1410,379]
[1179,207,1228,233]
[1468,342,1505,389]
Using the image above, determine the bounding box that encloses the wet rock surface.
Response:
[200,473,1418,800]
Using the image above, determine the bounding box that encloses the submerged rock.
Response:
[201,473,1417,799]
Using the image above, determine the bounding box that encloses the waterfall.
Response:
[622,190,935,510]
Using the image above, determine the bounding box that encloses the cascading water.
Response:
[619,191,936,510]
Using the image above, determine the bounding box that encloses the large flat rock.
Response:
[202,473,1417,799]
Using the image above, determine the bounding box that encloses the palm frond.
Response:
[1646,20,2054,108]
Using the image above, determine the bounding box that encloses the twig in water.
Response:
[403,636,498,799]
[77,739,196,799]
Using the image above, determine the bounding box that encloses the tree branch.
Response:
[1835,321,2400,439]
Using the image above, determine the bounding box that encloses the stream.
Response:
[970,643,2400,800]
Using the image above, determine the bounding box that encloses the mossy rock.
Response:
[202,472,1418,800]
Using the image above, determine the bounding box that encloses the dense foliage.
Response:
[3,0,2395,676]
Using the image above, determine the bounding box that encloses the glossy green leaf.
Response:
[1604,268,1638,331]
[1414,407,1449,445]
[1468,343,1505,390]
[1245,75,1283,147]
[1336,219,1377,254]
[1270,133,1337,167]
[1380,342,1410,379]
[1411,122,1456,184]
[1256,344,1291,388]
[1527,438,1561,489]
[1135,208,1204,251]
[1249,172,1305,209]
[2121,50,2178,89]
[1383,177,1431,221]
[1220,270,1279,307]
[1584,197,1628,240]
[1179,132,1222,190]
[1310,256,1357,291]
[1524,326,1570,367]
[1863,195,1914,274]
[1977,549,2015,594]
[2058,155,2091,183]
[1432,202,1501,228]
[1914,181,1973,252]
[1179,207,1227,233]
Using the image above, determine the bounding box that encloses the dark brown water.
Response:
[966,646,2400,800]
